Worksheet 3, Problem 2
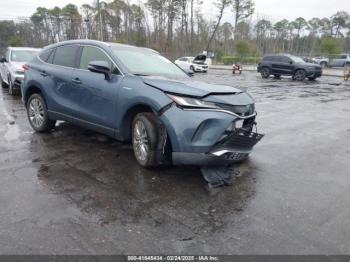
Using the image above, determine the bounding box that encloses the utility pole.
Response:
[97,0,103,41]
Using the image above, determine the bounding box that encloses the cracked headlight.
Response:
[167,94,219,109]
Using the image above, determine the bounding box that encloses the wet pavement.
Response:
[0,71,350,254]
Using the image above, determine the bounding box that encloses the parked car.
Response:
[0,47,41,95]
[21,40,263,168]
[313,54,350,68]
[257,54,322,81]
[175,55,208,72]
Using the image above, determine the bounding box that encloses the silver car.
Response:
[313,54,350,68]
[0,47,41,95]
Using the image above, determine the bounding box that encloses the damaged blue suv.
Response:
[22,40,263,167]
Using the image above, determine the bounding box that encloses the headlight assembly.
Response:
[167,94,220,109]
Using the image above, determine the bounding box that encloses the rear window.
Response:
[53,45,79,68]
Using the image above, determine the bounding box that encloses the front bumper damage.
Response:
[160,104,264,166]
[173,126,264,166]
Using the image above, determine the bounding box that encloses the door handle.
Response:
[40,71,48,77]
[71,78,82,85]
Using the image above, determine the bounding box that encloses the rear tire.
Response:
[27,93,56,132]
[320,62,327,68]
[132,113,168,168]
[190,65,195,72]
[293,69,306,81]
[260,67,270,79]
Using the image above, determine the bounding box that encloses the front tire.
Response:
[260,67,270,79]
[293,70,306,81]
[190,65,195,72]
[27,93,56,132]
[132,113,167,168]
[320,62,327,68]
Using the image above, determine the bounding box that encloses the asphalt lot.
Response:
[0,70,350,254]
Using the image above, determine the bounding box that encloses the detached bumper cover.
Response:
[172,129,264,166]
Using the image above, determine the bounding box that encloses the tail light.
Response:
[22,64,29,71]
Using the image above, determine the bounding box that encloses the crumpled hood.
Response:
[142,76,243,97]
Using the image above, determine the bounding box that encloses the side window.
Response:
[39,49,53,62]
[340,55,347,59]
[80,46,120,75]
[281,56,291,63]
[179,58,187,62]
[263,56,274,62]
[53,45,79,68]
[47,48,56,64]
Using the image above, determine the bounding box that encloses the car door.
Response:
[279,56,294,75]
[70,45,123,135]
[271,56,284,74]
[330,55,342,67]
[47,44,80,117]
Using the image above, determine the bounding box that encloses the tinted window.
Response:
[280,56,291,63]
[53,45,79,67]
[80,46,120,75]
[263,56,275,61]
[340,55,347,59]
[39,49,53,62]
[179,58,187,61]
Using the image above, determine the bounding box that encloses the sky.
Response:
[0,0,348,22]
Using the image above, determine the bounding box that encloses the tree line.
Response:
[0,0,349,62]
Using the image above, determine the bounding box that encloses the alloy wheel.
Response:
[133,120,150,162]
[28,97,45,129]
[294,70,306,81]
[261,68,270,78]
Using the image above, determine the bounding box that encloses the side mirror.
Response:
[0,57,7,63]
[289,61,293,64]
[88,60,112,80]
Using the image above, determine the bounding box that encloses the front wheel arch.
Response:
[24,86,43,106]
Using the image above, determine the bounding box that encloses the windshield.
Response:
[11,50,39,62]
[289,55,305,64]
[112,46,188,77]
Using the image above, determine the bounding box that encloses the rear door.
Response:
[270,56,284,74]
[330,55,343,67]
[70,45,123,134]
[48,44,80,117]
